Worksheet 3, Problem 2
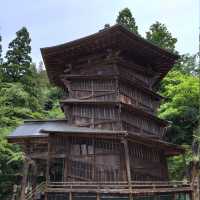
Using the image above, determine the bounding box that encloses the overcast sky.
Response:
[0,0,199,66]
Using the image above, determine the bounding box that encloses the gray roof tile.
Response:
[8,120,123,138]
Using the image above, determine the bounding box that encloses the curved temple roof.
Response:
[8,120,184,156]
[41,24,179,88]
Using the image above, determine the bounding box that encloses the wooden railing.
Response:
[46,181,192,194]
[25,182,46,200]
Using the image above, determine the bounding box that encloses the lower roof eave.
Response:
[40,129,128,136]
[7,135,48,144]
[126,131,185,156]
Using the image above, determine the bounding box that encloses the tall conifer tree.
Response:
[116,8,139,35]
[0,35,2,64]
[3,27,32,82]
[146,21,177,53]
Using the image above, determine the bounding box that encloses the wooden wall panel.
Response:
[118,66,150,88]
[63,78,160,115]
[128,141,168,181]
[48,135,125,182]
[122,110,165,138]
[119,83,160,114]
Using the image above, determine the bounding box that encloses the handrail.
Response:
[48,180,190,185]
[25,182,46,200]
[22,180,194,198]
[46,180,192,193]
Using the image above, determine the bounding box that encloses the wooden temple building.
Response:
[8,25,195,200]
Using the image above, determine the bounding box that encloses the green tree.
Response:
[0,34,2,64]
[116,8,139,35]
[167,145,192,180]
[2,27,32,83]
[0,130,23,200]
[0,28,65,200]
[0,34,3,82]
[1,27,45,111]
[159,70,199,145]
[173,53,199,76]
[146,21,177,52]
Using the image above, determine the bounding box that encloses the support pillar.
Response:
[121,137,133,200]
[96,193,100,200]
[46,137,51,184]
[191,160,199,200]
[69,192,72,200]
[31,161,37,200]
[20,159,29,200]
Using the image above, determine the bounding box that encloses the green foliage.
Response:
[0,27,64,200]
[168,145,192,180]
[47,101,65,119]
[144,17,198,146]
[146,21,177,52]
[0,126,23,200]
[0,82,45,127]
[36,68,64,117]
[2,27,32,83]
[173,54,199,76]
[159,71,199,145]
[116,8,139,35]
[0,35,2,64]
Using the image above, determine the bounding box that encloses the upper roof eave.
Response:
[41,24,180,88]
[41,24,179,59]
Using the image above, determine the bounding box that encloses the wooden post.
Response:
[191,160,199,200]
[69,192,72,200]
[64,136,69,181]
[121,137,133,200]
[92,137,96,181]
[46,137,51,184]
[172,193,178,200]
[96,193,100,200]
[31,161,37,200]
[192,178,199,200]
[20,159,29,200]
[44,192,48,200]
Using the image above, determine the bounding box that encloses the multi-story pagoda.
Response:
[8,25,193,200]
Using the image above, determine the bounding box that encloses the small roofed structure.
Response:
[9,25,194,200]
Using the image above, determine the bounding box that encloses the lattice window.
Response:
[128,142,160,162]
[71,79,115,91]
[119,83,159,113]
[122,111,163,137]
[72,105,119,120]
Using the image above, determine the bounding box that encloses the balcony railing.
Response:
[46,181,193,194]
